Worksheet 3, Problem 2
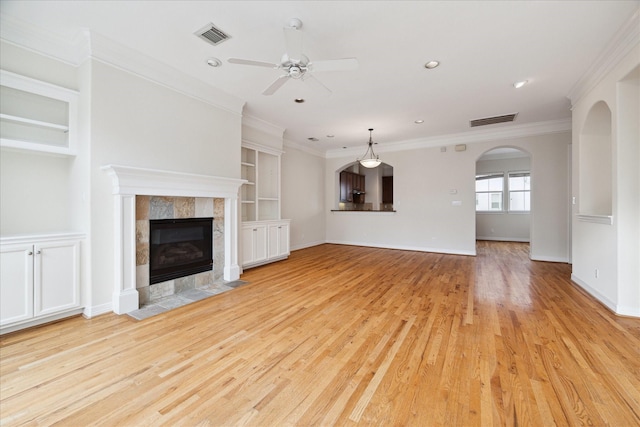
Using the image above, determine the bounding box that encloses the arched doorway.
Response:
[475,147,532,244]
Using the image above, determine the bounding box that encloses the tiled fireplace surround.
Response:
[102,165,244,314]
[135,196,225,305]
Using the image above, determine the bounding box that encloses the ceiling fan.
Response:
[227,18,358,96]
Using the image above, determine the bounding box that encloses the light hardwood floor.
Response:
[1,242,639,426]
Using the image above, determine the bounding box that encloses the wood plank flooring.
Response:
[1,242,639,426]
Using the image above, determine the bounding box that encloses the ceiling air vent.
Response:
[195,23,230,46]
[470,113,518,127]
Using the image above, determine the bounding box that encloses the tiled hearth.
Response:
[135,195,225,305]
[128,279,248,320]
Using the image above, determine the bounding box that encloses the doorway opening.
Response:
[475,147,531,244]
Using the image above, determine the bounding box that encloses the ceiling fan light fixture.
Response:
[358,128,382,168]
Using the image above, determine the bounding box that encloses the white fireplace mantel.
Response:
[102,164,246,314]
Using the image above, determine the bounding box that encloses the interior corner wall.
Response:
[281,145,326,250]
[88,59,242,311]
[571,43,640,317]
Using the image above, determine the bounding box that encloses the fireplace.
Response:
[149,217,213,284]
[102,164,243,315]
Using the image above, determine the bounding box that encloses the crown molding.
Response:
[325,118,571,159]
[283,138,325,158]
[0,14,89,65]
[567,8,640,106]
[87,32,244,115]
[1,15,245,115]
[242,114,285,140]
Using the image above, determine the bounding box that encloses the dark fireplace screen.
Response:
[149,217,213,285]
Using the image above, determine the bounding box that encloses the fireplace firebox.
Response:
[149,217,213,285]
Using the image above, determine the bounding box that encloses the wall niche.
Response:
[579,101,612,216]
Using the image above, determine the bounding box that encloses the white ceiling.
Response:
[1,1,638,154]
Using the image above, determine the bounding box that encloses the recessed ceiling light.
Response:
[326,134,335,138]
[294,98,305,103]
[514,80,528,88]
[414,119,424,124]
[307,137,319,142]
[424,60,440,69]
[206,57,222,67]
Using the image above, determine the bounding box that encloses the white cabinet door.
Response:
[253,225,268,264]
[242,224,268,266]
[277,223,290,257]
[0,244,34,326]
[268,222,290,259]
[242,225,256,265]
[34,240,80,317]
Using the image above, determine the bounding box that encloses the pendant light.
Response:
[358,128,381,168]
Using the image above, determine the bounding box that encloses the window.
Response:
[475,173,503,211]
[508,172,530,211]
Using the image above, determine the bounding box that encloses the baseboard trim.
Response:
[569,273,639,317]
[476,236,530,243]
[530,254,569,263]
[325,240,476,256]
[290,240,325,252]
[83,302,113,318]
[1,308,84,335]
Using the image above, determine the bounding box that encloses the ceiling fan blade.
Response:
[283,27,303,63]
[228,58,279,68]
[262,75,290,95]
[308,58,359,72]
[302,74,332,95]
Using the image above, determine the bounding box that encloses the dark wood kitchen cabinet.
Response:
[382,176,393,203]
[340,171,365,202]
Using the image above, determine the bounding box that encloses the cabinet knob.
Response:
[36,250,41,255]
[28,251,33,256]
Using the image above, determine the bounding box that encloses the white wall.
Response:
[476,155,531,242]
[281,143,326,250]
[571,43,640,317]
[325,132,570,260]
[87,60,242,310]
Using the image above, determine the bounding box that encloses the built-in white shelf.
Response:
[0,113,69,132]
[0,70,78,156]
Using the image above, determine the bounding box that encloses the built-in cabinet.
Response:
[1,233,84,334]
[241,142,290,269]
[0,70,78,156]
[242,220,290,268]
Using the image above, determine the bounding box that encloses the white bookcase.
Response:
[240,142,290,268]
[0,70,79,156]
[241,144,283,222]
